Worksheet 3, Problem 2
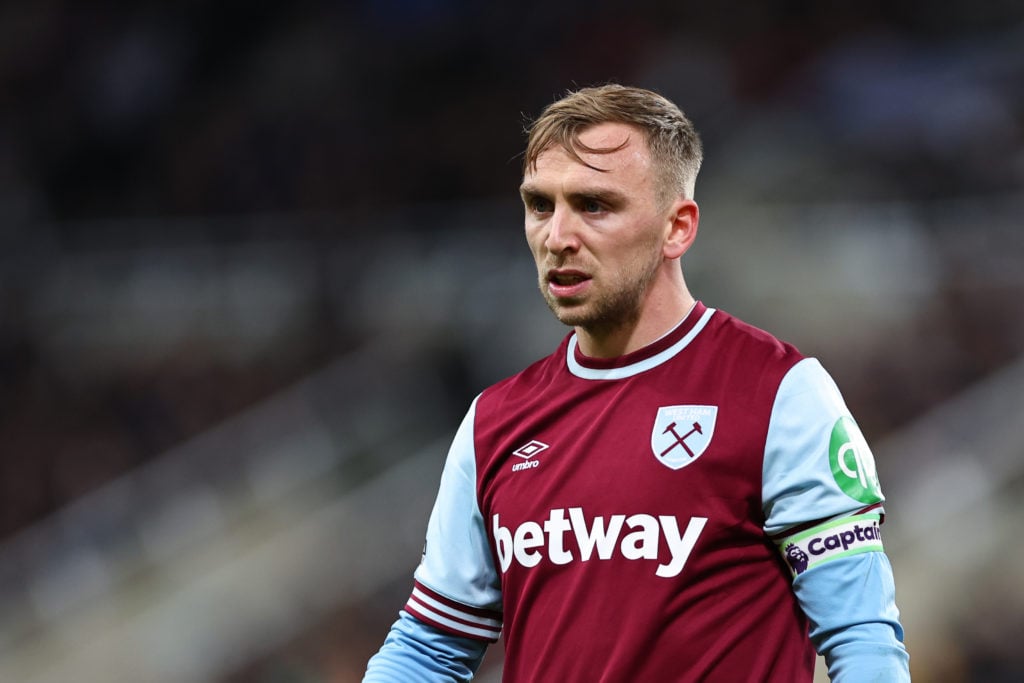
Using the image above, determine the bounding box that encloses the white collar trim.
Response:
[566,306,716,380]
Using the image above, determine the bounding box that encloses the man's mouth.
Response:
[547,269,592,298]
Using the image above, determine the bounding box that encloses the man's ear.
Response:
[664,198,699,260]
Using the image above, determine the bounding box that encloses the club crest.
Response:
[650,405,718,470]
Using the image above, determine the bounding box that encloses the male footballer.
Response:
[363,84,910,681]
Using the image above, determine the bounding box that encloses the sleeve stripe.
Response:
[412,580,502,620]
[409,586,503,629]
[403,580,504,641]
[405,601,502,641]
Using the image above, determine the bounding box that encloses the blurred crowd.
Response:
[1,1,1023,681]
[3,1,1022,227]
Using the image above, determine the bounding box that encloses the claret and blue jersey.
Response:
[365,302,910,682]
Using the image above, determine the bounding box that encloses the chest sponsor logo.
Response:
[650,405,718,470]
[829,417,884,504]
[492,507,707,578]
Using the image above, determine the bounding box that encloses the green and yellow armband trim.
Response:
[777,513,884,577]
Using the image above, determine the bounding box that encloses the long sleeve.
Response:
[794,552,910,681]
[364,396,503,680]
[763,358,910,680]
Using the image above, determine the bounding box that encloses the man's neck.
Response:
[575,294,696,359]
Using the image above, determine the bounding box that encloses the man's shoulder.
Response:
[472,331,585,429]
[704,307,805,366]
[481,334,572,402]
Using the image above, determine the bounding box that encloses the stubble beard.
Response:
[540,252,662,341]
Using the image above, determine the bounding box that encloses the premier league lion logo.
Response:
[784,543,809,575]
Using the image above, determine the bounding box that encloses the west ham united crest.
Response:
[651,405,718,470]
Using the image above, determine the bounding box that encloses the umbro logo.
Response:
[511,440,548,472]
[513,440,549,459]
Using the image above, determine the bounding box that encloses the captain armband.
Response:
[777,513,884,578]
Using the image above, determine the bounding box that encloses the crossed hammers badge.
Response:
[650,405,718,470]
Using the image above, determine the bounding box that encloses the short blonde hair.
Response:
[524,84,703,201]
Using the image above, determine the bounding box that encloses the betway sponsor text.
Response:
[493,507,707,578]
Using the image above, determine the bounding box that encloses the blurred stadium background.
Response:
[1,1,1023,681]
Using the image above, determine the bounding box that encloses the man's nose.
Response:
[544,207,581,254]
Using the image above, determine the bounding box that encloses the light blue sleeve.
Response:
[363,610,488,682]
[414,396,503,611]
[763,358,886,536]
[763,359,909,680]
[794,553,910,682]
[364,397,502,681]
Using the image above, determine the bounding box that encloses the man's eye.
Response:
[531,198,553,213]
[583,199,603,213]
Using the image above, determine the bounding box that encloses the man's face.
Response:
[521,122,672,337]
